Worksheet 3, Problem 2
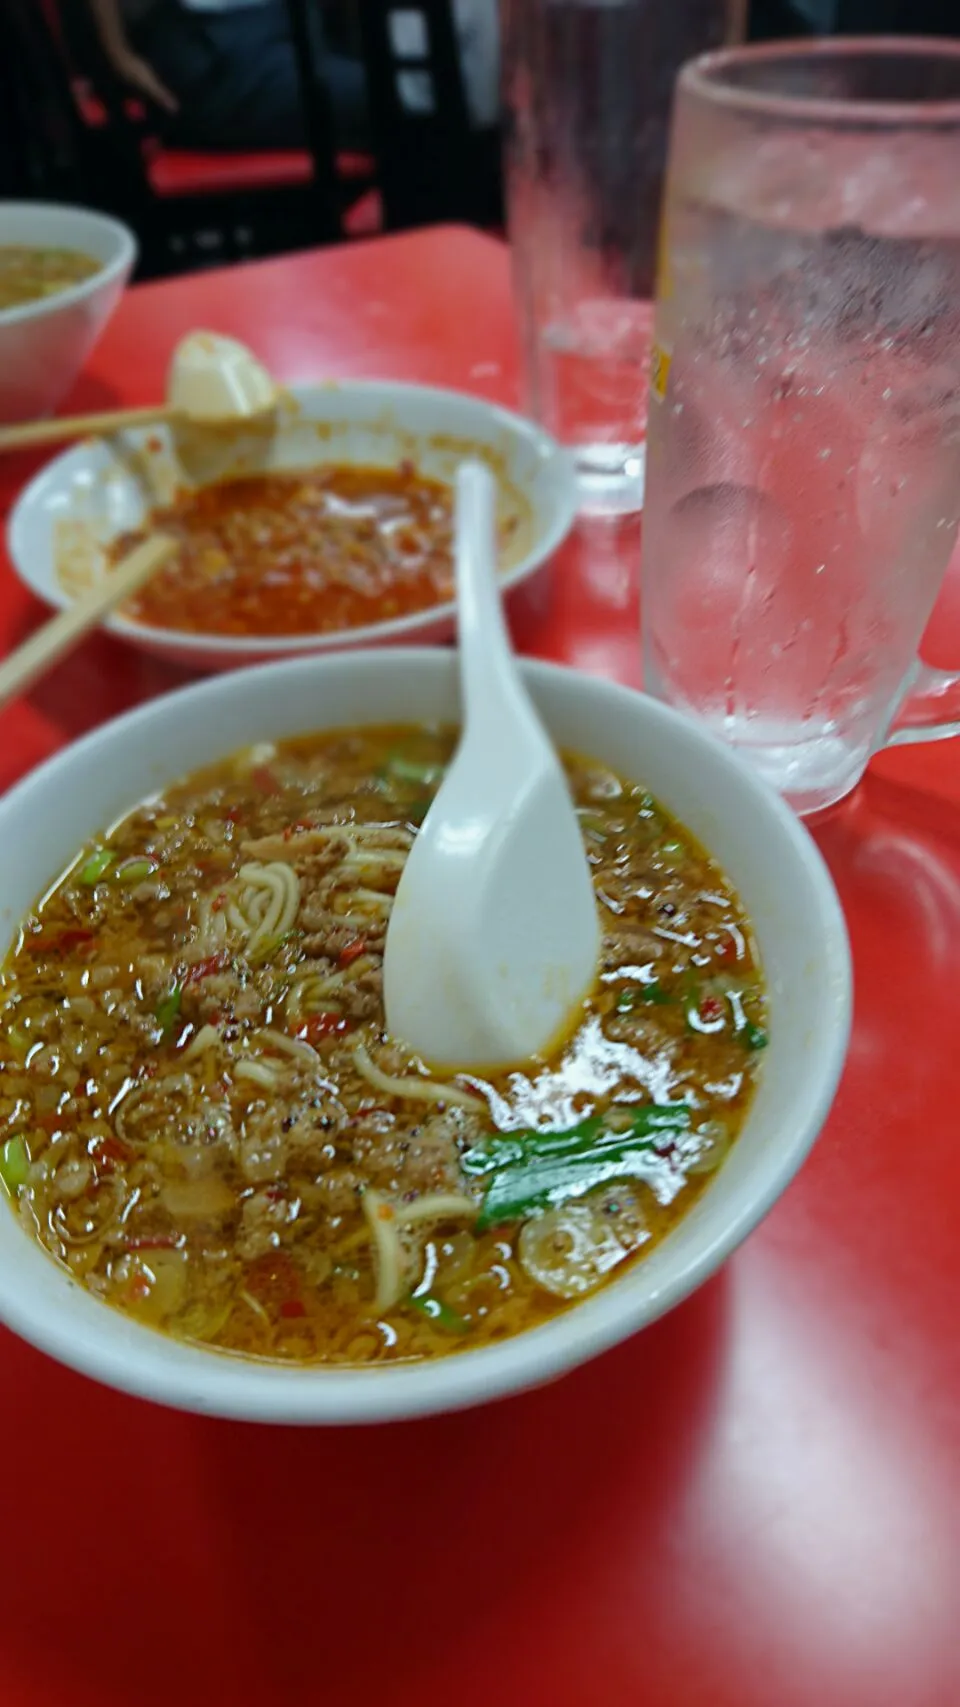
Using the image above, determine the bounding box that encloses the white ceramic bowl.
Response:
[7,381,576,670]
[0,202,136,423]
[0,652,851,1423]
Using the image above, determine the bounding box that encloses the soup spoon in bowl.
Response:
[383,461,601,1069]
[0,331,278,453]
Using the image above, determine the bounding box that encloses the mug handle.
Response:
[884,660,960,747]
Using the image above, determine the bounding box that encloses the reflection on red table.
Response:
[0,229,958,1707]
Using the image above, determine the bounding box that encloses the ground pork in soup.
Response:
[0,726,767,1364]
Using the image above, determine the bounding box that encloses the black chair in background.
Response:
[26,0,353,277]
[356,1,503,232]
[1,0,100,201]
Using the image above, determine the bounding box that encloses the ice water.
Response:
[643,136,960,811]
[504,0,735,516]
[537,300,652,512]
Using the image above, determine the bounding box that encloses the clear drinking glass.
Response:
[503,0,742,517]
[643,40,960,814]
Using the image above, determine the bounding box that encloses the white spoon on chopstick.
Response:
[383,461,600,1070]
[0,332,277,454]
[0,534,176,711]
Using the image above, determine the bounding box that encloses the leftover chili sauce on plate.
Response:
[113,462,465,638]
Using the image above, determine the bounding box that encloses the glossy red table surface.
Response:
[1,229,958,1707]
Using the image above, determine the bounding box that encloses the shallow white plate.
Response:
[7,380,576,671]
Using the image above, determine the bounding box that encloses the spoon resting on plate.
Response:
[0,331,277,453]
[383,461,600,1069]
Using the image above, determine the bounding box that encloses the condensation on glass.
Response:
[503,0,743,516]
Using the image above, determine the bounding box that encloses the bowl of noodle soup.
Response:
[0,651,850,1422]
[0,202,135,422]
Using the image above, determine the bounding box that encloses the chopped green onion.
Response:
[463,1105,690,1230]
[155,985,182,1039]
[78,848,116,886]
[740,1020,768,1051]
[116,859,156,885]
[385,754,446,788]
[408,1294,469,1334]
[0,1135,29,1193]
[616,980,670,1012]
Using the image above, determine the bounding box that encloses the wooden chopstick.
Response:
[0,534,177,711]
[0,404,171,454]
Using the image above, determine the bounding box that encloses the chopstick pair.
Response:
[0,534,175,712]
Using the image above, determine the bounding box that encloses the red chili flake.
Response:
[211,892,228,913]
[714,935,738,965]
[223,806,244,824]
[296,1012,352,1045]
[29,927,95,956]
[36,1112,63,1137]
[251,766,280,796]
[337,937,366,968]
[280,1299,306,1319]
[245,1251,299,1307]
[124,1234,179,1252]
[264,1186,285,1203]
[700,995,725,1023]
[184,952,230,985]
[92,1135,132,1168]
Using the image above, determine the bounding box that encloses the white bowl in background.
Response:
[0,651,852,1424]
[7,381,577,670]
[0,202,136,423]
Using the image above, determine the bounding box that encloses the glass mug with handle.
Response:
[642,40,960,814]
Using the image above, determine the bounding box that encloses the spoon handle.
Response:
[455,461,524,720]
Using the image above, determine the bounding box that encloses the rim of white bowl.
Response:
[0,202,137,328]
[0,652,853,1423]
[7,380,577,657]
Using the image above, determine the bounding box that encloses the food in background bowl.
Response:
[111,461,507,638]
[8,381,575,668]
[0,202,135,422]
[0,245,101,312]
[0,652,850,1422]
[0,725,766,1363]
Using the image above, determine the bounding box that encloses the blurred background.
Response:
[1,0,956,283]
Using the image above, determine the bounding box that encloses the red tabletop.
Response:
[1,227,958,1707]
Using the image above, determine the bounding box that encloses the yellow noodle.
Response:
[181,1024,222,1060]
[344,848,407,873]
[237,861,300,956]
[257,1027,320,1068]
[393,1193,479,1227]
[352,888,395,912]
[361,1189,406,1311]
[351,1040,485,1112]
[234,1059,280,1089]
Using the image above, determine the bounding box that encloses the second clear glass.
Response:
[502,0,742,516]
